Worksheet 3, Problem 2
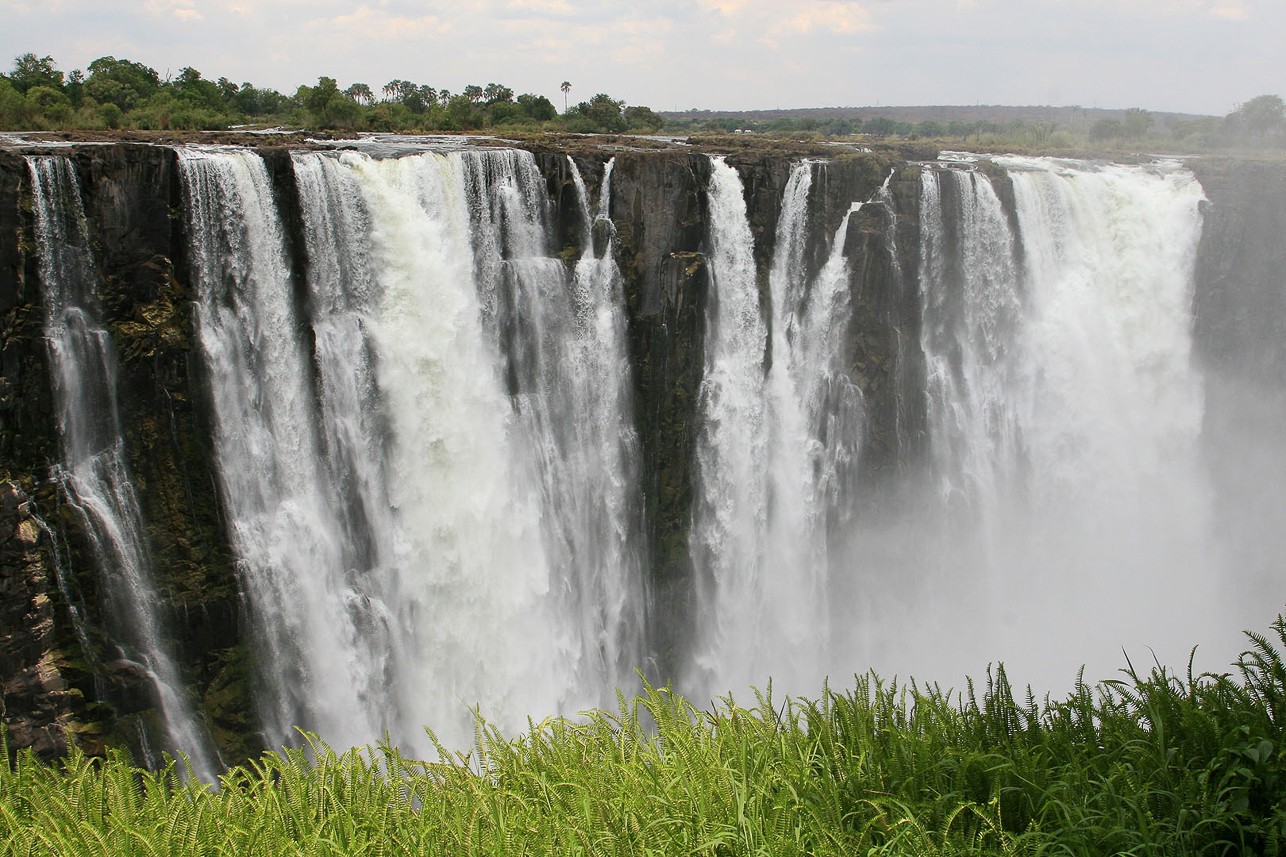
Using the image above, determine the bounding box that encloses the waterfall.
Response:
[689,158,867,701]
[919,167,1024,542]
[339,149,572,750]
[874,156,1214,685]
[27,140,1248,758]
[27,155,217,779]
[178,146,650,754]
[562,156,650,689]
[689,156,770,698]
[177,147,383,749]
[686,153,1216,698]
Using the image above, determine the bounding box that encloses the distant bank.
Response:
[659,104,1212,130]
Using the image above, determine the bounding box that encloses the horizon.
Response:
[658,103,1218,118]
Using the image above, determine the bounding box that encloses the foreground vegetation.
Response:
[4,617,1286,855]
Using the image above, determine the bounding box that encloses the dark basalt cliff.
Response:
[1191,158,1286,385]
[0,140,1280,767]
[1189,158,1286,614]
[0,144,252,764]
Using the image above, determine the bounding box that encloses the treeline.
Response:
[0,53,665,134]
[669,96,1286,151]
[5,50,1282,150]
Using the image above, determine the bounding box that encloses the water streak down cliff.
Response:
[0,142,1282,768]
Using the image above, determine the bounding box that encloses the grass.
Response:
[5,617,1286,855]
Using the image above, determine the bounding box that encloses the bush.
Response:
[0,78,28,129]
[98,102,123,129]
[1090,118,1124,142]
[24,85,72,125]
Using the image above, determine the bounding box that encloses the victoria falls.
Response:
[1,129,1285,854]
[1,133,1281,760]
[4,0,1286,845]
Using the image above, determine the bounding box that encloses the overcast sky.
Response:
[0,0,1278,116]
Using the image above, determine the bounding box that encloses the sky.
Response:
[0,0,1279,117]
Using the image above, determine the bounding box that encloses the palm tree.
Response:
[561,80,571,113]
[345,83,373,105]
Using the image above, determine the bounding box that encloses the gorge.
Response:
[1,137,1283,772]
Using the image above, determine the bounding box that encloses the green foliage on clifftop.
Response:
[0,52,661,135]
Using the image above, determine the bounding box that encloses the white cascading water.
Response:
[877,156,1218,687]
[690,156,770,698]
[178,148,389,749]
[181,146,647,754]
[919,167,1024,561]
[463,150,650,699]
[78,141,1242,754]
[561,156,650,688]
[345,149,572,750]
[689,158,867,701]
[28,155,217,779]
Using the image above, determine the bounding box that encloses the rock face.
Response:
[609,150,709,676]
[1191,158,1286,385]
[1189,158,1286,622]
[0,145,253,765]
[0,140,1279,768]
[0,482,79,762]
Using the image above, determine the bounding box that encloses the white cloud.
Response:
[777,1,872,34]
[697,0,752,15]
[144,0,202,19]
[1209,1,1248,20]
[314,4,453,40]
[1054,0,1254,18]
[507,0,576,14]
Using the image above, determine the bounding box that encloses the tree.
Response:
[98,101,123,129]
[407,85,436,114]
[65,69,84,107]
[172,67,225,111]
[345,83,373,104]
[1122,107,1153,140]
[865,116,901,137]
[234,83,287,117]
[1233,94,1286,139]
[217,77,239,102]
[0,78,26,128]
[463,84,484,104]
[303,75,344,126]
[381,79,434,113]
[9,53,63,94]
[916,120,944,138]
[483,83,513,104]
[1089,118,1124,142]
[25,85,71,122]
[560,80,571,113]
[569,93,626,132]
[517,93,556,121]
[84,56,161,111]
[623,104,663,132]
[446,93,479,128]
